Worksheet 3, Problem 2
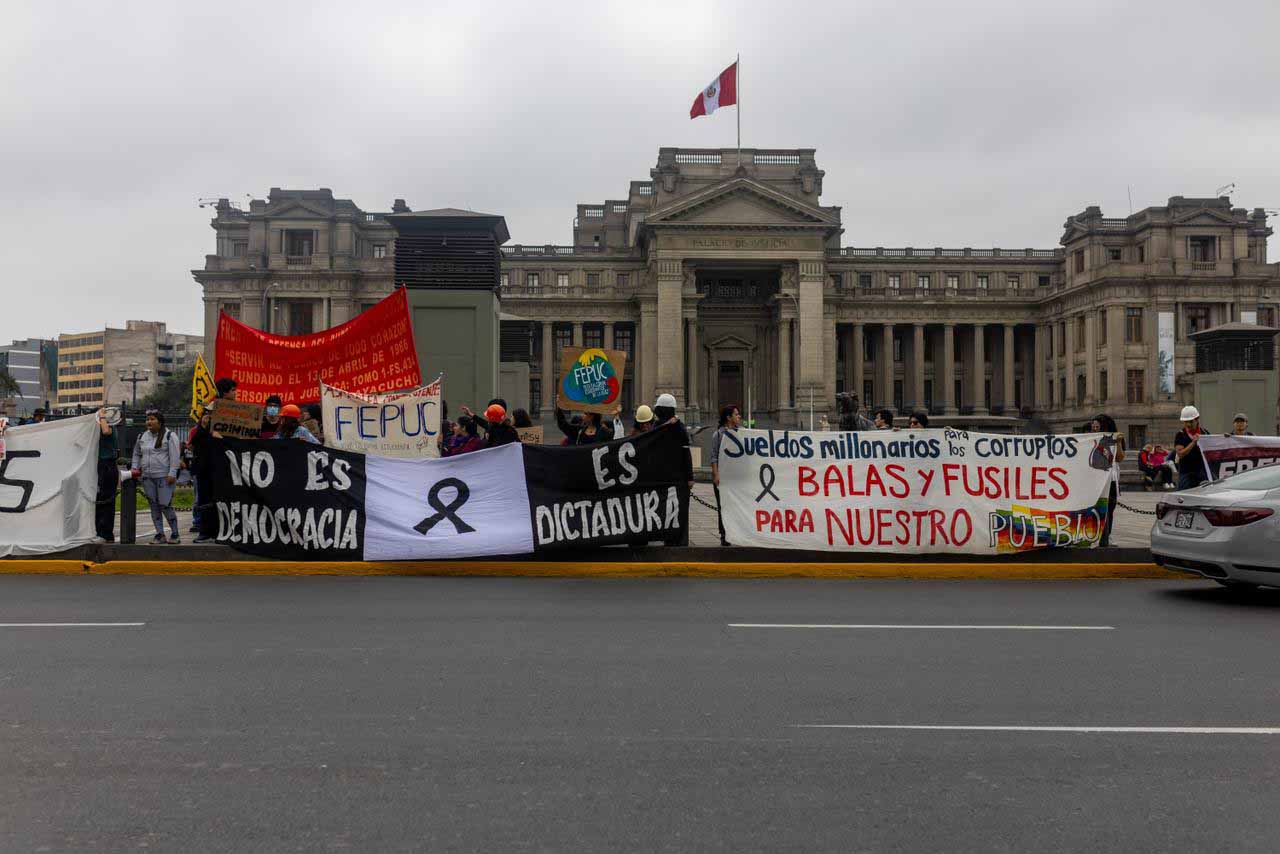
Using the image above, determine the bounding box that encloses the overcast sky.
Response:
[3,0,1278,344]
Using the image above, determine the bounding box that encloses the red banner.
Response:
[214,288,421,405]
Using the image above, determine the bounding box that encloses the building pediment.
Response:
[261,199,333,219]
[1171,208,1237,227]
[705,332,756,351]
[645,177,839,232]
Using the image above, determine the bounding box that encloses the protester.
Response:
[1138,444,1173,491]
[130,410,181,544]
[22,407,47,426]
[836,392,875,431]
[272,404,319,443]
[1174,405,1207,490]
[555,406,614,445]
[442,415,485,456]
[1091,414,1125,546]
[512,408,534,429]
[215,377,237,400]
[874,408,895,430]
[302,403,325,444]
[1228,413,1253,437]
[94,409,119,543]
[463,399,507,438]
[654,393,693,545]
[631,404,655,436]
[483,403,520,447]
[259,395,283,438]
[189,403,217,542]
[908,411,929,429]
[710,404,742,547]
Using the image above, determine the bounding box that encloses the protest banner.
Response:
[208,426,689,561]
[321,377,442,458]
[209,400,265,440]
[717,428,1113,554]
[516,426,544,445]
[189,353,217,423]
[1198,435,1280,481]
[0,414,100,556]
[214,288,421,404]
[556,347,627,415]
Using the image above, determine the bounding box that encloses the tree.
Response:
[0,367,21,399]
[139,364,196,416]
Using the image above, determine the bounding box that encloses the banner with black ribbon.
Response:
[522,425,691,550]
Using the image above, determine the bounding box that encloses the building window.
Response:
[946,274,959,290]
[373,244,387,259]
[586,273,600,288]
[617,273,629,288]
[232,242,247,257]
[859,273,873,288]
[1038,275,1050,287]
[977,274,989,290]
[584,325,603,349]
[1137,244,1145,263]
[1126,369,1144,404]
[1098,310,1107,346]
[1184,305,1211,336]
[614,325,633,357]
[864,335,875,362]
[917,274,930,290]
[1125,307,1143,342]
[1128,424,1147,450]
[285,230,314,257]
[893,380,904,411]
[1073,250,1085,273]
[1107,247,1122,262]
[553,326,572,357]
[983,379,991,409]
[924,334,934,362]
[893,337,902,362]
[954,379,963,408]
[1188,236,1217,262]
[1257,306,1275,327]
[222,302,241,320]
[1075,316,1086,351]
[830,273,842,289]
[500,272,509,288]
[924,380,933,411]
[1008,275,1020,290]
[527,272,540,290]
[888,274,900,291]
[287,301,314,336]
[1059,376,1066,403]
[1075,374,1086,403]
[1099,370,1108,398]
[557,273,569,288]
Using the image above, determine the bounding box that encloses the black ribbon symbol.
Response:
[756,463,779,503]
[414,477,475,535]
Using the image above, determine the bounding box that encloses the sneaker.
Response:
[168,533,180,544]
[193,534,213,543]
[152,533,166,544]
[188,525,200,533]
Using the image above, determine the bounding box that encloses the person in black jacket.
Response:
[483,403,520,448]
[555,407,615,445]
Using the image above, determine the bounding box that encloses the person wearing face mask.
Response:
[272,404,320,444]
[260,395,283,439]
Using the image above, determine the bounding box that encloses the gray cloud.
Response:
[3,0,1278,343]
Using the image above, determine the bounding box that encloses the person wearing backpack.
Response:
[131,410,182,544]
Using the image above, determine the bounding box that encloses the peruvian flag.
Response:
[690,61,737,119]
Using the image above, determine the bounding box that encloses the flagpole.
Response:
[736,53,741,167]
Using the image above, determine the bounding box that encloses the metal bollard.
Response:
[120,476,137,545]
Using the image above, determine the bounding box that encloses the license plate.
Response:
[1174,511,1195,529]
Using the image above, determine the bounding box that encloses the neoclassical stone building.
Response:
[194,147,1280,445]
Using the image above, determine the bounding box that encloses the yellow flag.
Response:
[189,354,217,422]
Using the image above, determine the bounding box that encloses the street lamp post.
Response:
[116,362,151,409]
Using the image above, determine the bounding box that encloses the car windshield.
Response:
[1215,464,1280,491]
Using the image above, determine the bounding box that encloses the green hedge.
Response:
[115,485,196,512]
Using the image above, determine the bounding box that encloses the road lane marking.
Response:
[795,725,1280,734]
[0,622,145,628]
[729,624,1114,630]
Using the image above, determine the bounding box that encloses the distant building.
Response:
[0,338,57,416]
[56,321,204,408]
[193,148,1280,442]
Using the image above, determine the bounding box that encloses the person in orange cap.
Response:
[482,402,520,448]
[272,403,320,444]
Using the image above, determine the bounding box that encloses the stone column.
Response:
[777,313,793,412]
[1106,306,1124,405]
[639,300,658,408]
[572,321,584,347]
[1145,305,1160,403]
[880,323,895,410]
[686,317,699,418]
[942,323,957,415]
[797,260,827,419]
[202,299,220,375]
[823,316,838,416]
[1033,325,1047,410]
[603,321,614,350]
[852,323,865,403]
[1064,316,1076,410]
[1084,311,1097,405]
[972,323,988,415]
[912,323,926,409]
[1003,323,1016,412]
[655,259,685,406]
[541,321,555,413]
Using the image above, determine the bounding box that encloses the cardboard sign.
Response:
[209,399,264,440]
[516,426,544,445]
[556,347,627,415]
[321,378,442,458]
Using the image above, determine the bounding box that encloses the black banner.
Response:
[210,438,367,560]
[522,425,691,550]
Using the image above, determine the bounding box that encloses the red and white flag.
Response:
[690,61,737,119]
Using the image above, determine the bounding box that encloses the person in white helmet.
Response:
[1173,405,1207,490]
[653,392,693,545]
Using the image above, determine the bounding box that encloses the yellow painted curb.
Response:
[78,560,1182,579]
[0,560,89,574]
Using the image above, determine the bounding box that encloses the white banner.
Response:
[0,414,100,557]
[321,378,442,458]
[1157,311,1175,394]
[718,428,1114,554]
[1198,435,1280,481]
[361,442,533,560]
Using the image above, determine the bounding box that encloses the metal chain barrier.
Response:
[1116,500,1157,516]
[690,491,719,511]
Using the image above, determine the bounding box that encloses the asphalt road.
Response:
[3,576,1279,853]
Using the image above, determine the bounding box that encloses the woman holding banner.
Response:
[710,404,743,547]
[1091,414,1125,546]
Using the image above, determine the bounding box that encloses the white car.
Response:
[1151,464,1280,590]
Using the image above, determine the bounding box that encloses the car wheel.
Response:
[1215,579,1260,592]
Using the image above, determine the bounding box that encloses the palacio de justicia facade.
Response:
[194,147,1280,446]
